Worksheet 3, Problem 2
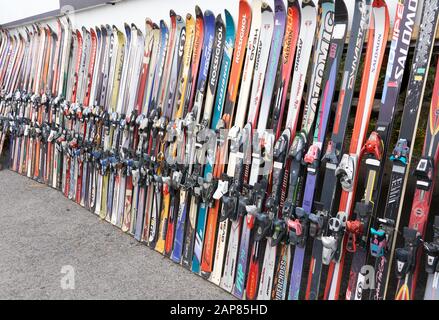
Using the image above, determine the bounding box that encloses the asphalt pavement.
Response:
[0,169,233,300]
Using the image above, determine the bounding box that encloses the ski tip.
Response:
[215,14,224,25]
[204,9,214,18]
[302,0,315,7]
[131,23,138,31]
[335,0,348,24]
[145,18,153,28]
[170,9,176,17]
[253,0,263,9]
[100,26,107,37]
[186,13,193,21]
[152,23,159,30]
[239,0,251,10]
[261,2,273,13]
[288,0,300,7]
[374,0,388,8]
[195,5,203,18]
[224,9,233,24]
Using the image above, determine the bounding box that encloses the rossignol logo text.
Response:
[234,14,248,64]
[209,26,223,87]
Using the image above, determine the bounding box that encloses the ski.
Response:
[160,14,187,252]
[323,0,389,300]
[394,55,439,300]
[199,0,252,276]
[424,216,439,300]
[305,0,371,300]
[190,10,235,273]
[289,0,347,301]
[153,11,184,254]
[369,0,439,299]
[345,0,420,300]
[213,0,273,298]
[168,11,196,262]
[253,1,304,299]
[212,0,279,289]
[225,1,286,297]
[275,0,335,301]
[180,9,216,267]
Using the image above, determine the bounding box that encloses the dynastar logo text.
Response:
[349,1,368,89]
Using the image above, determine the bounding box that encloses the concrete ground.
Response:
[0,169,232,300]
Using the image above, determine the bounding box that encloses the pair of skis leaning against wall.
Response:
[1,0,439,301]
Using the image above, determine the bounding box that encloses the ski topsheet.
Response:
[183,11,225,270]
[255,0,302,301]
[218,0,286,293]
[345,0,419,301]
[371,0,439,300]
[211,2,274,288]
[424,215,439,300]
[180,9,216,268]
[299,0,348,300]
[394,54,439,300]
[168,12,196,262]
[2,0,439,303]
[200,0,252,277]
[214,0,265,296]
[421,57,439,301]
[191,10,235,274]
[305,0,371,300]
[162,15,186,253]
[323,0,389,300]
[281,0,335,301]
[223,2,274,299]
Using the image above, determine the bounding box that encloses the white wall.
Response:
[0,0,59,25]
[69,0,402,32]
[3,0,424,36]
[70,0,240,30]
